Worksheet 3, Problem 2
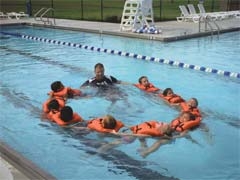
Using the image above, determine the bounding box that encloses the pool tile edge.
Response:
[0,141,56,180]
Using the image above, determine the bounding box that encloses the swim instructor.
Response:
[81,63,121,87]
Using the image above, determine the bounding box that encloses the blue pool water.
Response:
[0,25,239,180]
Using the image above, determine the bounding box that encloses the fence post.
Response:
[26,0,32,16]
[51,0,54,17]
[159,0,162,21]
[211,0,215,12]
[101,0,103,21]
[81,0,84,19]
[227,0,230,11]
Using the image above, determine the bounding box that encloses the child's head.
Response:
[138,76,149,87]
[51,81,64,92]
[162,88,173,96]
[101,115,117,129]
[47,99,60,111]
[187,98,198,108]
[179,112,195,122]
[60,106,73,122]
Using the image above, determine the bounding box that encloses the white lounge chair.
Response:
[177,5,200,23]
[229,10,240,18]
[197,4,230,20]
[18,12,29,18]
[7,12,29,19]
[0,12,8,19]
[187,4,198,15]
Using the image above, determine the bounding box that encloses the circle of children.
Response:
[42,63,202,158]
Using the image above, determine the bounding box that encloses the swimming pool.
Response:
[0,25,239,180]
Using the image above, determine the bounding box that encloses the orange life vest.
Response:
[180,102,201,117]
[42,97,65,113]
[170,117,201,132]
[159,93,185,104]
[48,87,81,98]
[51,112,83,126]
[87,118,124,133]
[130,121,166,137]
[134,83,159,92]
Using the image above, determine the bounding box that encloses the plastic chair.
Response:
[197,3,228,20]
[0,12,8,19]
[177,5,200,23]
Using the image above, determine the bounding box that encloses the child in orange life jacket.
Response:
[98,112,200,156]
[134,76,161,93]
[42,97,65,113]
[140,112,200,158]
[42,98,64,120]
[51,106,83,126]
[96,120,172,154]
[86,115,124,133]
[129,121,172,137]
[179,98,201,117]
[48,81,82,99]
[170,111,201,132]
[159,88,185,104]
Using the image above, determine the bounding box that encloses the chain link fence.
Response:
[0,0,239,22]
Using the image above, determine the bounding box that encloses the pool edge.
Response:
[28,23,240,42]
[0,141,56,180]
[0,21,239,42]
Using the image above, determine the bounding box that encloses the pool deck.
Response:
[0,16,240,179]
[0,17,240,41]
[0,141,56,180]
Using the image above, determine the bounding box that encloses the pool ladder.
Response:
[198,15,220,38]
[34,8,56,25]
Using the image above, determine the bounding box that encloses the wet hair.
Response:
[103,115,117,129]
[191,98,198,107]
[51,81,63,92]
[138,76,147,84]
[60,106,73,122]
[165,126,173,136]
[47,99,59,111]
[181,112,196,121]
[94,63,104,70]
[162,88,173,96]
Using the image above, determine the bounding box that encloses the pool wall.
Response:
[0,141,56,180]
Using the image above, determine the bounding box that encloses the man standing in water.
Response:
[81,63,121,87]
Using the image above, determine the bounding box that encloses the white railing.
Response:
[34,8,56,25]
[199,15,220,37]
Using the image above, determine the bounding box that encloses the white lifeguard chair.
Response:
[120,0,154,31]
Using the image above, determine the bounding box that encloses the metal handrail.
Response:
[34,7,47,21]
[199,15,220,37]
[40,8,56,25]
[210,18,220,36]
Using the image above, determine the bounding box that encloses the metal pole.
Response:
[26,0,32,16]
[101,0,103,22]
[159,0,162,21]
[227,0,230,11]
[81,0,84,19]
[211,0,215,12]
[51,0,54,17]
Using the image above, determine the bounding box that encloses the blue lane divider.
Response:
[1,31,239,79]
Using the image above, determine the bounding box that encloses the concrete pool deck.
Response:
[0,16,239,179]
[0,17,240,42]
[0,141,56,180]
